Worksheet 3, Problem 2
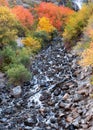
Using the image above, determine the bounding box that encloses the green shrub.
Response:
[1,46,16,68]
[6,64,31,85]
[9,40,17,49]
[16,24,26,37]
[0,45,31,85]
[0,45,31,71]
[33,31,51,48]
[16,47,31,67]
[34,30,58,48]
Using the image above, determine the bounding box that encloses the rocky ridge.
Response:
[0,38,93,130]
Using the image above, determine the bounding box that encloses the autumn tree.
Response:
[37,17,55,33]
[12,6,34,28]
[79,14,93,66]
[0,6,18,48]
[34,2,74,31]
[63,3,93,47]
[22,37,41,53]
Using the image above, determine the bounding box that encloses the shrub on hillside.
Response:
[63,3,93,47]
[16,47,31,68]
[83,15,93,43]
[33,31,51,48]
[79,42,93,66]
[37,17,55,33]
[12,6,34,28]
[16,24,26,37]
[73,12,93,54]
[0,46,16,71]
[22,37,41,53]
[6,64,31,85]
[0,46,31,85]
[8,40,17,49]
[0,45,31,70]
[0,6,18,48]
[34,2,74,31]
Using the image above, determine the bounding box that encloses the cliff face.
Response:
[8,0,41,8]
[8,0,88,10]
[8,0,65,6]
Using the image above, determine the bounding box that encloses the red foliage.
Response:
[34,2,74,30]
[12,6,34,28]
[0,0,9,6]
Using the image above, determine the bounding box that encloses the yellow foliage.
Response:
[37,17,55,33]
[79,42,93,66]
[84,15,93,42]
[63,3,93,46]
[0,6,18,47]
[79,14,93,67]
[22,37,41,53]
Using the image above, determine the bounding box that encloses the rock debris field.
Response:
[0,39,93,130]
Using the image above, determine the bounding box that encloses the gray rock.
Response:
[40,91,51,101]
[12,86,22,97]
[33,127,43,130]
[0,118,7,123]
[50,118,56,123]
[0,97,2,104]
[59,102,65,108]
[90,126,93,130]
[54,88,61,96]
[24,117,37,126]
[73,119,79,127]
[67,124,76,130]
[74,94,83,102]
[0,82,5,89]
[0,72,5,78]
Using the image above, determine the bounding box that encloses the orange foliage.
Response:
[12,6,34,28]
[34,2,74,30]
[0,0,9,6]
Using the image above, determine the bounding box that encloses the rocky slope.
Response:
[8,0,89,11]
[8,0,64,8]
[0,38,93,130]
[8,0,63,4]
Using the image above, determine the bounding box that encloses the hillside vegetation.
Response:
[0,1,73,85]
[1,1,93,130]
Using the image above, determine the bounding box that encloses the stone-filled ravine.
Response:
[0,38,93,130]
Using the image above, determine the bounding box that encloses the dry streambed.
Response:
[0,39,93,130]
